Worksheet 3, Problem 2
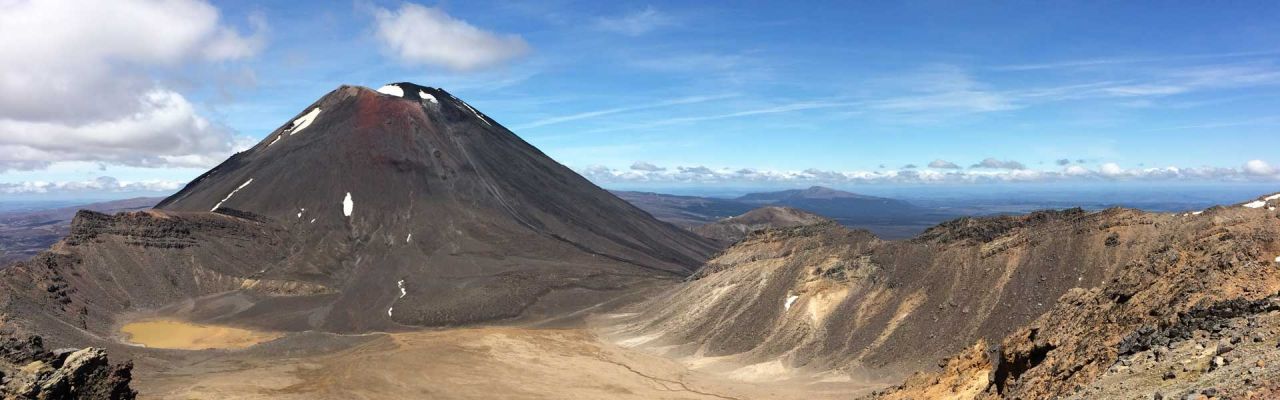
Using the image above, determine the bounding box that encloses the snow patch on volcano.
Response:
[785,295,799,311]
[211,179,253,212]
[419,91,438,104]
[397,279,406,298]
[288,108,322,135]
[343,192,354,217]
[377,84,405,97]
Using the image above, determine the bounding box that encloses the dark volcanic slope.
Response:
[0,82,716,340]
[692,206,830,244]
[0,198,159,266]
[157,83,712,273]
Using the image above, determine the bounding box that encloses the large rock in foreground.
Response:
[0,333,135,400]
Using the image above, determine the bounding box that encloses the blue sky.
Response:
[1,1,1278,197]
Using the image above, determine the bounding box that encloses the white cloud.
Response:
[1064,165,1091,176]
[1244,159,1277,176]
[0,90,247,170]
[594,6,674,36]
[1099,162,1125,177]
[0,176,184,194]
[372,3,530,71]
[0,0,264,171]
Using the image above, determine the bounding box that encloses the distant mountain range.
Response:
[614,186,960,239]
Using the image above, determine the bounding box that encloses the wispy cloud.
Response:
[871,90,1016,113]
[1100,84,1188,97]
[513,93,738,130]
[594,6,675,36]
[582,99,867,134]
[993,50,1280,71]
[1136,116,1280,132]
[864,65,1018,116]
[1168,63,1280,88]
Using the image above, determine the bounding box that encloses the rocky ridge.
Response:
[874,194,1280,399]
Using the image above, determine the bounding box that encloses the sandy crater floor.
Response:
[123,322,880,400]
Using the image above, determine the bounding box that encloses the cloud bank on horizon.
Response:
[0,0,1278,195]
[582,159,1280,186]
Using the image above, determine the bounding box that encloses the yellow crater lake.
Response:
[120,319,283,350]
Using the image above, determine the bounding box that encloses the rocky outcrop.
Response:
[874,201,1280,399]
[913,208,1088,244]
[876,340,995,400]
[0,334,135,399]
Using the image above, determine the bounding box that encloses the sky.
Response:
[1,0,1279,199]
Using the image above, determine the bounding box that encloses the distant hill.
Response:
[735,185,886,202]
[0,197,161,266]
[609,190,756,228]
[736,186,924,221]
[692,206,831,244]
[615,186,959,239]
